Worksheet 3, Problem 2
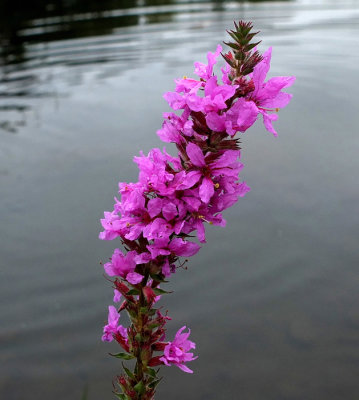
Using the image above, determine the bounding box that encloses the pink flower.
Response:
[157,112,186,144]
[113,289,122,303]
[194,44,222,80]
[203,76,236,113]
[186,142,241,203]
[161,259,176,277]
[134,148,184,196]
[224,97,259,135]
[147,237,200,259]
[104,249,143,284]
[102,305,127,342]
[117,182,146,213]
[247,47,296,136]
[183,76,236,115]
[175,77,202,93]
[160,326,197,373]
[184,204,226,243]
[163,91,187,110]
[99,211,123,241]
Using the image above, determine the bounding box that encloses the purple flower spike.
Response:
[99,21,294,397]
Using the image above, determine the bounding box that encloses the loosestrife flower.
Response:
[102,305,127,343]
[99,21,294,399]
[160,326,197,373]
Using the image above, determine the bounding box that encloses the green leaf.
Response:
[148,377,163,389]
[227,31,240,43]
[147,322,160,330]
[127,289,140,296]
[246,31,259,42]
[116,394,132,400]
[245,41,261,52]
[239,37,250,46]
[148,308,157,316]
[127,310,138,321]
[134,381,145,395]
[241,25,252,37]
[150,273,168,283]
[113,394,127,400]
[238,21,252,36]
[223,41,240,51]
[109,352,135,360]
[122,364,135,379]
[146,367,157,378]
[232,30,243,41]
[153,288,171,295]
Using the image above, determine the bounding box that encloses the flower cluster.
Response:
[99,21,294,399]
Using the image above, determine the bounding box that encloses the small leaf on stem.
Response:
[134,381,145,395]
[109,352,135,360]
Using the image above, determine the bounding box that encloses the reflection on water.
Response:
[0,0,292,133]
[0,0,291,66]
[1,1,359,399]
[0,0,216,66]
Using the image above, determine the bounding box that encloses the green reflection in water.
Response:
[0,0,292,66]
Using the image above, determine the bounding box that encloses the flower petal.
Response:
[261,110,279,137]
[211,150,240,169]
[186,142,205,167]
[199,177,214,203]
[177,364,194,373]
[108,305,120,325]
[252,47,272,97]
[147,198,163,218]
[206,112,226,132]
[235,99,259,131]
[126,272,144,285]
[169,238,200,257]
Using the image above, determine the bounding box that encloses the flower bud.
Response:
[142,286,157,304]
[152,341,168,351]
[148,356,164,367]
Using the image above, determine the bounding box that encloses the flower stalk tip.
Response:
[222,20,263,79]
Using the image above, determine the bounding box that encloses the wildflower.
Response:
[113,289,122,303]
[102,306,127,342]
[147,237,200,259]
[246,47,296,136]
[194,44,222,80]
[184,205,226,243]
[185,142,241,203]
[99,211,123,241]
[104,249,143,284]
[160,326,197,373]
[99,21,294,397]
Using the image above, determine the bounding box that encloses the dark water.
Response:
[1,0,359,399]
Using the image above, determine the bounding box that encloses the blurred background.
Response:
[1,0,359,399]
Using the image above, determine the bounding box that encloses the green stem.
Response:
[130,271,155,400]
